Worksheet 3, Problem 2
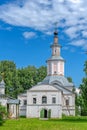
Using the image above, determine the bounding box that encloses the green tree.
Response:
[83,61,87,76]
[18,66,47,92]
[0,60,47,98]
[18,66,37,91]
[80,60,87,115]
[37,66,47,83]
[67,77,73,83]
[0,104,7,126]
[0,61,21,98]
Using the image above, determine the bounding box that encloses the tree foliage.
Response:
[80,60,87,115]
[0,104,7,126]
[67,77,73,83]
[0,60,47,98]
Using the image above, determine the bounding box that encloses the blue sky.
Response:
[0,0,87,87]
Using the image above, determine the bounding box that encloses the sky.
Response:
[0,0,87,87]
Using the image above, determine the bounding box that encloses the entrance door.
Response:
[44,109,47,118]
[40,109,48,118]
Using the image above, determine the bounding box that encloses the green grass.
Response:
[0,117,87,130]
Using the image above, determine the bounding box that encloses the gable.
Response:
[28,84,59,92]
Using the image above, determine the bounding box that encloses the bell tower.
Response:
[47,29,65,76]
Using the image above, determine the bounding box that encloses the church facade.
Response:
[18,30,75,118]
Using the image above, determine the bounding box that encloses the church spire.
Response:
[53,22,60,46]
[47,27,65,76]
[51,28,61,57]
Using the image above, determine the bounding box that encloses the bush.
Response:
[0,105,7,126]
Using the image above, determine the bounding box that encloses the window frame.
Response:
[42,96,47,104]
[33,98,36,104]
[52,97,56,104]
[66,99,69,106]
[23,100,27,105]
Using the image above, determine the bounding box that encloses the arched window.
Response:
[42,96,47,104]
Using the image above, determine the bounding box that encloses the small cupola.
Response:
[0,79,5,95]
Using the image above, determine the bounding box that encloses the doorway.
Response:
[40,109,48,118]
[44,109,47,118]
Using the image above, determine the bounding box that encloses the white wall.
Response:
[18,84,75,118]
[8,104,19,118]
[27,105,62,118]
[18,93,27,116]
[0,98,7,106]
[62,94,75,116]
[0,88,5,95]
[27,86,62,118]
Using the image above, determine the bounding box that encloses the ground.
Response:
[0,117,87,130]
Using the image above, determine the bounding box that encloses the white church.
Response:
[18,30,75,118]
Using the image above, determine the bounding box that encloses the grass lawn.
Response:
[0,117,87,130]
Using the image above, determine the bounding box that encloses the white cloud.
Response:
[65,26,79,39]
[69,39,87,50]
[62,46,69,50]
[0,25,12,31]
[70,39,86,47]
[82,44,87,50]
[23,32,36,39]
[0,0,87,49]
[82,31,87,37]
[70,0,82,4]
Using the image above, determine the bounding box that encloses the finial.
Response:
[54,22,58,35]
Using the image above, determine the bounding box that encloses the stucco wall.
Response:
[0,88,5,95]
[18,93,27,116]
[26,86,62,118]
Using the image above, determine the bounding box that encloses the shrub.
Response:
[0,104,7,126]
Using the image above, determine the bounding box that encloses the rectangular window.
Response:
[42,96,47,104]
[66,99,69,106]
[52,97,56,104]
[33,98,36,104]
[24,100,27,105]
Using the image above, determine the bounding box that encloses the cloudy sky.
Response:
[0,0,87,87]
